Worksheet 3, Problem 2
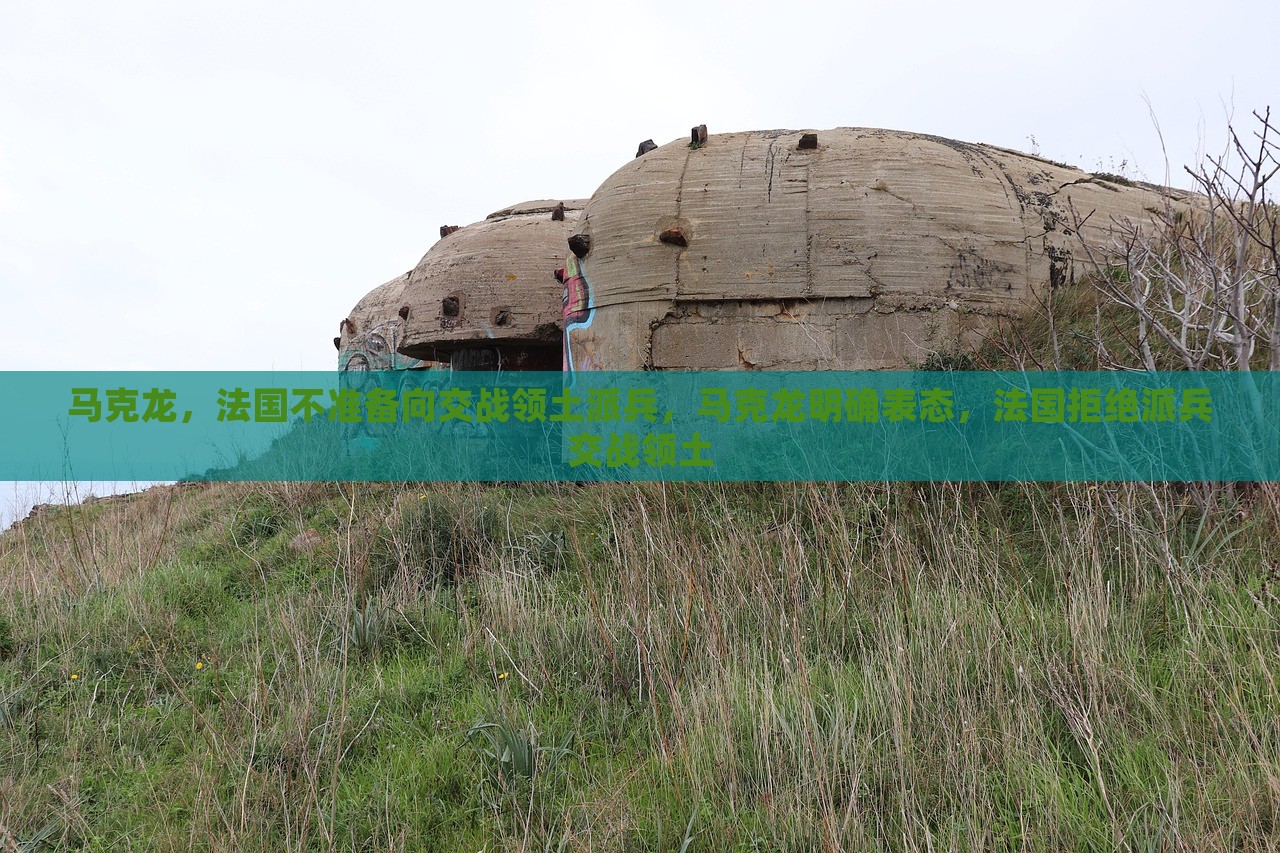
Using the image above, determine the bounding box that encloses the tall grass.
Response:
[2,479,1278,850]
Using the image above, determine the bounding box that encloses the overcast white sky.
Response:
[1,0,1276,524]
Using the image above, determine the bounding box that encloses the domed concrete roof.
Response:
[393,199,587,368]
[563,127,1199,370]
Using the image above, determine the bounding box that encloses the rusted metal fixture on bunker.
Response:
[338,199,587,371]
[559,127,1201,371]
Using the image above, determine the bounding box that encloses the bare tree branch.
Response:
[1069,109,1278,373]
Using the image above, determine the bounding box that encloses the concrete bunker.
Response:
[559,127,1200,371]
[339,199,586,372]
[397,199,586,371]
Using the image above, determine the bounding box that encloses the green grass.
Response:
[2,479,1280,850]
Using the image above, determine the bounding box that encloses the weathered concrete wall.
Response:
[394,200,587,369]
[645,298,975,369]
[564,128,1201,371]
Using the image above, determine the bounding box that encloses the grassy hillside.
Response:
[2,478,1279,850]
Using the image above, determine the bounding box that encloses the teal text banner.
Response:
[2,371,1277,482]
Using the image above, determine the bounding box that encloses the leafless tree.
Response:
[1069,108,1279,373]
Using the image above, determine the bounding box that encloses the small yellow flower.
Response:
[419,494,426,500]
[196,661,205,670]
[70,672,79,681]
[498,672,509,680]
